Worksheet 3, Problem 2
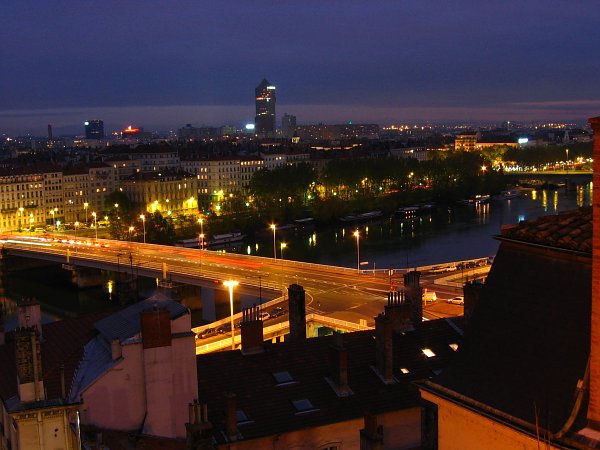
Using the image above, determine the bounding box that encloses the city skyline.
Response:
[1,1,599,134]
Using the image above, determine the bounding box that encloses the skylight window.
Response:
[292,399,318,414]
[400,368,410,374]
[449,343,459,351]
[273,371,295,385]
[236,410,252,425]
[422,348,436,358]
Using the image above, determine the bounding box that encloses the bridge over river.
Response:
[0,234,489,353]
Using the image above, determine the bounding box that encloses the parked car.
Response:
[270,307,287,318]
[197,327,217,339]
[447,296,464,305]
[258,311,270,321]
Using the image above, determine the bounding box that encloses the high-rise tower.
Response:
[84,119,105,140]
[255,79,276,136]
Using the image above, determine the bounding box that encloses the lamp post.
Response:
[92,212,97,242]
[84,202,89,225]
[223,280,239,351]
[565,148,569,173]
[128,226,134,243]
[140,214,146,244]
[74,221,79,240]
[353,230,360,273]
[270,224,277,260]
[280,242,287,295]
[29,214,34,236]
[198,218,204,249]
[18,207,24,230]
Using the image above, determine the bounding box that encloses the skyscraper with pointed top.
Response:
[255,79,276,136]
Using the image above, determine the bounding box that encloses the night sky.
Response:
[1,1,599,134]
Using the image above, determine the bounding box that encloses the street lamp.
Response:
[565,148,569,173]
[270,224,277,260]
[280,242,287,259]
[223,280,239,351]
[29,214,34,236]
[92,212,97,242]
[74,221,79,240]
[140,214,146,244]
[353,230,360,273]
[18,207,24,230]
[84,202,89,225]
[128,226,134,242]
[198,218,204,249]
[280,242,287,295]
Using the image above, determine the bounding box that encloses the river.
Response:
[0,182,592,320]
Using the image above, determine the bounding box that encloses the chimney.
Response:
[240,306,264,355]
[17,297,42,340]
[111,338,122,360]
[375,313,395,384]
[403,271,423,328]
[588,115,600,425]
[186,399,213,448]
[463,279,485,325]
[15,327,45,403]
[0,303,5,346]
[384,291,413,332]
[225,392,238,442]
[288,284,306,341]
[140,306,171,349]
[328,332,352,397]
[360,411,384,450]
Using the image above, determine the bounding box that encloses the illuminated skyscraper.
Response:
[255,79,276,136]
[84,120,104,140]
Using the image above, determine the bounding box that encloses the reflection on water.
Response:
[241,182,592,269]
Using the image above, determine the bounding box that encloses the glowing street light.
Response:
[353,230,360,273]
[198,218,204,249]
[140,214,146,243]
[270,224,277,260]
[29,214,34,236]
[128,226,134,242]
[280,242,287,295]
[91,212,97,241]
[74,221,79,240]
[84,202,89,225]
[280,242,287,259]
[223,280,239,351]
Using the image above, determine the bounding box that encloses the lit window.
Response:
[400,367,410,374]
[449,343,459,351]
[422,348,436,358]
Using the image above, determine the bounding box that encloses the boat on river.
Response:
[493,189,520,200]
[208,232,245,248]
[339,210,383,223]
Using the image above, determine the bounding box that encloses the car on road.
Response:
[217,323,232,334]
[258,311,270,321]
[447,296,464,305]
[270,307,287,318]
[422,290,437,303]
[197,327,217,339]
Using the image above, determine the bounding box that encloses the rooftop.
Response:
[423,207,592,435]
[500,206,592,253]
[198,318,463,443]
